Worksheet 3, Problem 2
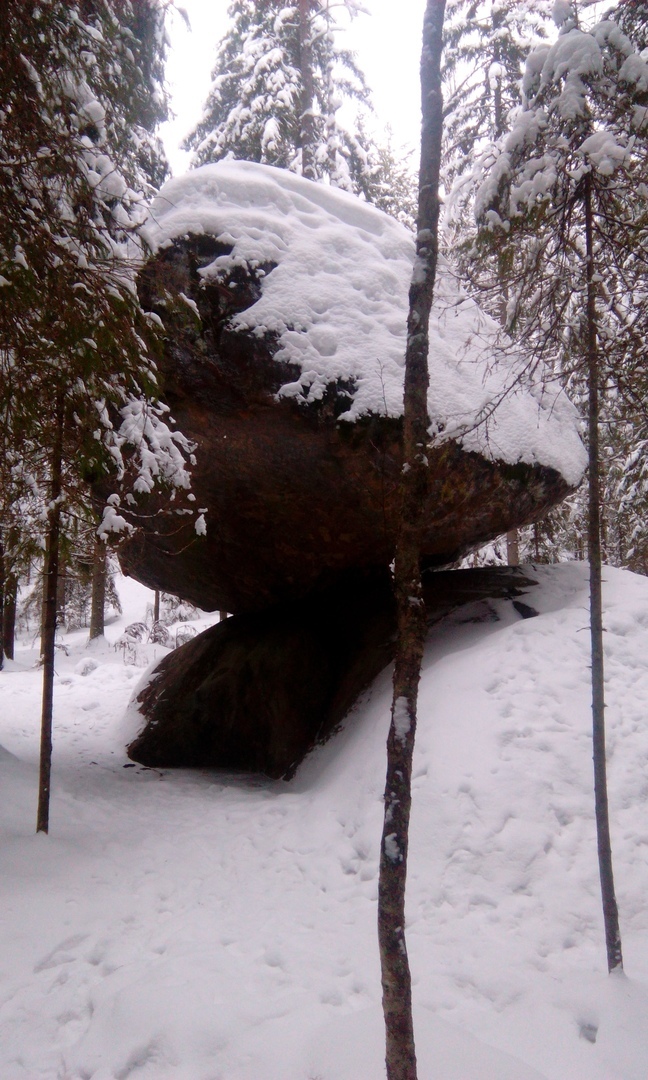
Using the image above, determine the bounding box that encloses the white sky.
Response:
[160,0,428,176]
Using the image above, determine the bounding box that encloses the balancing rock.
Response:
[114,162,584,614]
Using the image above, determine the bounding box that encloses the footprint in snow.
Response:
[33,934,89,973]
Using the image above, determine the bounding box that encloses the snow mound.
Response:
[143,161,586,486]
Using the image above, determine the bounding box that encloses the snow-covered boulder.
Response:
[120,161,585,613]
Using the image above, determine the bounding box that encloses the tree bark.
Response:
[378,4,446,1079]
[506,529,519,566]
[2,572,17,661]
[56,559,67,627]
[298,0,316,180]
[89,536,107,640]
[37,394,64,835]
[0,534,5,671]
[584,172,623,973]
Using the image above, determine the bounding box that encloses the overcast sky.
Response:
[160,0,428,176]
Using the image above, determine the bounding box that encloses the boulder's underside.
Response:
[129,568,537,778]
[116,238,574,616]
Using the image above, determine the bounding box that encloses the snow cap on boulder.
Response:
[143,160,585,487]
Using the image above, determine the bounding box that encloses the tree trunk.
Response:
[584,173,623,973]
[378,4,446,1079]
[323,1,338,183]
[491,4,518,570]
[153,588,160,626]
[37,395,64,835]
[0,534,5,671]
[89,536,107,640]
[491,1,505,140]
[1,525,19,662]
[3,572,17,661]
[56,558,67,629]
[506,529,519,566]
[298,0,316,181]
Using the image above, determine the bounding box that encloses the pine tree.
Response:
[184,1,380,196]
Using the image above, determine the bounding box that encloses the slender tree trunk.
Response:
[491,2,505,141]
[493,53,519,567]
[153,588,160,626]
[323,1,338,183]
[1,526,20,661]
[298,0,316,180]
[584,173,623,973]
[3,572,17,661]
[37,395,64,835]
[506,529,519,566]
[89,536,107,640]
[56,559,67,629]
[378,4,446,1078]
[0,534,5,672]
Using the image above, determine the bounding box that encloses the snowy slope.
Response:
[143,161,585,486]
[1,565,648,1079]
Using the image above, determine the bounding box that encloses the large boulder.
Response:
[119,165,586,778]
[116,162,584,614]
[128,567,538,778]
[117,160,587,617]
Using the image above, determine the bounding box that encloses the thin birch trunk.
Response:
[378,3,446,1078]
[584,172,623,973]
[37,393,64,835]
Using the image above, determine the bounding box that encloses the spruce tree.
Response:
[184,1,381,197]
[0,0,197,832]
[442,0,551,209]
[617,0,648,49]
[444,0,648,575]
[442,1,552,561]
[473,0,648,971]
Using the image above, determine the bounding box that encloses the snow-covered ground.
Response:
[1,564,648,1079]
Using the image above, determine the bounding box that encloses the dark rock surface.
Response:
[128,567,537,779]
[114,238,574,615]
